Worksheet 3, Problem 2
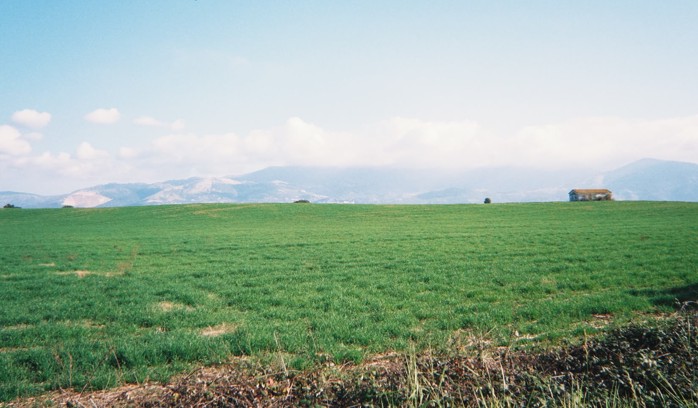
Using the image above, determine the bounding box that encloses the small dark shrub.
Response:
[484,198,492,204]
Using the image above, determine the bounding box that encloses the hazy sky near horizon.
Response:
[1,1,697,194]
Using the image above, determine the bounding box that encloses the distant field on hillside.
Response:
[1,202,696,401]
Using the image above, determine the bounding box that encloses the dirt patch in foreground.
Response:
[200,323,238,337]
[6,312,697,407]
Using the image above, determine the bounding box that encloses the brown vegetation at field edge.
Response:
[6,310,696,408]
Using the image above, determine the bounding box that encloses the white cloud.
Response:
[11,109,52,129]
[3,114,697,195]
[133,116,164,127]
[151,133,242,165]
[375,117,492,168]
[21,143,120,181]
[0,125,32,155]
[170,119,185,131]
[121,114,698,179]
[76,142,110,160]
[30,151,79,175]
[508,115,698,169]
[118,147,139,159]
[85,108,121,124]
[24,132,44,141]
[134,116,186,131]
[133,117,490,176]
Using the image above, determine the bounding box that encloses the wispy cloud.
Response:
[133,116,163,127]
[11,109,52,129]
[85,108,121,124]
[76,142,110,161]
[20,143,122,180]
[0,125,32,155]
[134,116,185,131]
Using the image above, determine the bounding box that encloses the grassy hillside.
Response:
[1,202,696,401]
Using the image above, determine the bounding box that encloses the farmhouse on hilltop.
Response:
[569,189,613,202]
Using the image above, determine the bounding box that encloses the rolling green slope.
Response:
[1,202,696,400]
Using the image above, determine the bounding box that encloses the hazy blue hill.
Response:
[414,167,588,203]
[88,183,162,207]
[602,159,698,201]
[0,192,65,208]
[238,166,587,203]
[237,166,442,197]
[131,176,326,206]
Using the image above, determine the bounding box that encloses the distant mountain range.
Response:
[1,158,697,208]
[598,158,698,201]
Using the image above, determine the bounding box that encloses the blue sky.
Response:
[1,1,697,194]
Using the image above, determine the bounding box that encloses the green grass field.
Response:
[1,201,696,401]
